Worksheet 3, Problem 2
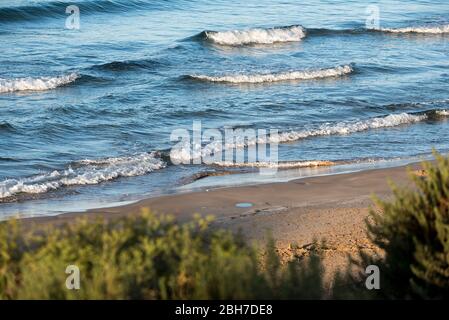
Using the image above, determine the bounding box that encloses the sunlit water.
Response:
[1,0,449,218]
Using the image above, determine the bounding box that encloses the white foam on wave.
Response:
[272,112,427,143]
[436,109,449,116]
[170,112,430,164]
[379,24,449,34]
[0,152,165,199]
[205,25,306,45]
[190,65,353,84]
[0,73,79,93]
[212,160,335,169]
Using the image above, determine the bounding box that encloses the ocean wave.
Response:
[0,152,165,200]
[271,112,427,143]
[378,24,449,34]
[0,73,79,93]
[188,65,353,84]
[436,109,449,116]
[90,59,162,72]
[253,111,430,144]
[201,25,306,46]
[170,110,445,163]
[291,25,449,37]
[0,0,158,23]
[0,122,16,133]
[306,28,367,36]
[212,160,336,169]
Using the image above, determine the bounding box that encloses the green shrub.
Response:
[353,152,449,299]
[0,210,325,300]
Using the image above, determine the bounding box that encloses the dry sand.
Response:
[24,163,421,275]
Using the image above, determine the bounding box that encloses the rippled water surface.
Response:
[1,0,449,218]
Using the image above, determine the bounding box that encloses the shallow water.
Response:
[1,0,449,218]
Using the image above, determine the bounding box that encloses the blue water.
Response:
[1,0,449,218]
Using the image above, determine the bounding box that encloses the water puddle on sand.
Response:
[235,202,254,208]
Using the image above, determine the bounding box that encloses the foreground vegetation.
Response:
[1,152,448,299]
[0,211,325,299]
[352,152,449,299]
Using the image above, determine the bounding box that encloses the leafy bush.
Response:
[0,210,325,300]
[353,152,449,299]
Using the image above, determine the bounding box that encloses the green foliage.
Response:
[0,210,325,300]
[354,151,449,299]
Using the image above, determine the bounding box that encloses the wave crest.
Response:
[272,113,426,143]
[203,25,306,45]
[170,111,442,164]
[189,65,353,84]
[378,24,449,34]
[212,160,335,169]
[0,122,16,133]
[436,110,449,116]
[91,59,162,72]
[0,0,157,23]
[0,73,79,93]
[0,152,165,200]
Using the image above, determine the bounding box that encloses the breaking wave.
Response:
[0,73,79,93]
[271,112,427,143]
[378,24,449,34]
[188,65,353,84]
[212,160,336,169]
[194,23,449,46]
[436,109,449,116]
[201,25,306,46]
[0,152,165,200]
[169,110,448,163]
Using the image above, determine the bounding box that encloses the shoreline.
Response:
[0,155,430,220]
[13,160,426,278]
[23,162,420,225]
[19,161,422,275]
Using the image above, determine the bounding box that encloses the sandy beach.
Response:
[24,163,420,275]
